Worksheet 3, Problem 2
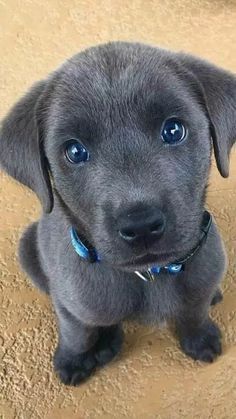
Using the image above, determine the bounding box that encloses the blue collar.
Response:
[70,228,100,262]
[70,210,212,282]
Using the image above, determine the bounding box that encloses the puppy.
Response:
[0,42,235,386]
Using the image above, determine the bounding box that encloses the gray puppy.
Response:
[1,42,235,386]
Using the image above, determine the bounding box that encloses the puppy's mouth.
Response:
[118,251,179,271]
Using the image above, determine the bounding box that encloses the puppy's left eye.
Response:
[161,119,186,144]
[64,140,89,164]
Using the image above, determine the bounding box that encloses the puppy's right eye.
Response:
[161,119,186,144]
[64,140,89,164]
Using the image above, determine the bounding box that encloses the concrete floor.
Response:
[0,1,236,418]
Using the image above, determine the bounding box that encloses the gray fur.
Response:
[1,42,235,386]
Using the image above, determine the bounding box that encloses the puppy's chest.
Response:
[70,269,180,326]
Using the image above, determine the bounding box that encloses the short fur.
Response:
[1,42,235,386]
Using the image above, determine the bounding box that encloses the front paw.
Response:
[180,321,222,363]
[53,346,97,386]
[54,325,123,386]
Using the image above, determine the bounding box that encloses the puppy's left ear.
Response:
[177,54,236,177]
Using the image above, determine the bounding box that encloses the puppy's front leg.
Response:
[176,298,222,363]
[53,304,123,386]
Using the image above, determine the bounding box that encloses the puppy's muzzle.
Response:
[117,206,166,244]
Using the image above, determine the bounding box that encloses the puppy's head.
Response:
[1,42,235,270]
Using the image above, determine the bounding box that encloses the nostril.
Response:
[123,229,136,238]
[149,221,164,234]
[150,223,162,233]
[119,229,137,241]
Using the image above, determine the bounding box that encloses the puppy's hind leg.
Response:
[211,289,223,306]
[19,222,50,294]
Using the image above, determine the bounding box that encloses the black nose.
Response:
[118,207,166,242]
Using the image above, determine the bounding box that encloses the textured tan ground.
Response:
[0,1,236,418]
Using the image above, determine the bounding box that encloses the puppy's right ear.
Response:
[0,80,53,213]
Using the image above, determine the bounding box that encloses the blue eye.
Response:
[161,119,186,144]
[65,140,89,164]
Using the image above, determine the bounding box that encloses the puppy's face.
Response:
[46,46,210,269]
[1,43,236,271]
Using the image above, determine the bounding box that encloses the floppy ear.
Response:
[0,80,53,212]
[177,54,236,177]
